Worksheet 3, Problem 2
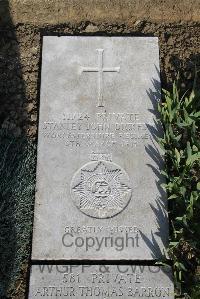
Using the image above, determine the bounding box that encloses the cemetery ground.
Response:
[0,1,200,298]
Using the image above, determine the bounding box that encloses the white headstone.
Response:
[32,36,167,260]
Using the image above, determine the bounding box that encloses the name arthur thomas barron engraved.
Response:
[71,161,132,218]
[28,265,174,299]
[32,36,168,260]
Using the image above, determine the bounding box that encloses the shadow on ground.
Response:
[0,2,36,298]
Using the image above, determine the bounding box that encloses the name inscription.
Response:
[32,265,173,298]
[42,112,152,148]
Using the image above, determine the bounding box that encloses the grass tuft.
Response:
[158,77,200,298]
[0,130,36,298]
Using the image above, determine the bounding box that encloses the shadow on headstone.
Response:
[139,72,169,263]
[0,1,36,298]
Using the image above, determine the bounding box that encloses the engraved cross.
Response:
[80,49,120,107]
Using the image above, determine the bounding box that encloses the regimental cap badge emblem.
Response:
[71,161,132,219]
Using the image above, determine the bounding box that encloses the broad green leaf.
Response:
[178,263,187,271]
[175,134,182,142]
[188,89,195,103]
[161,170,168,178]
[168,194,178,199]
[192,145,198,152]
[187,141,192,159]
[175,148,181,165]
[186,152,200,166]
[176,217,183,221]
[170,241,179,247]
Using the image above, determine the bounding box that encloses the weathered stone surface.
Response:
[28,264,174,298]
[32,36,167,260]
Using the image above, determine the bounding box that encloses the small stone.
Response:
[27,125,37,137]
[134,20,142,27]
[32,47,38,54]
[31,114,37,122]
[27,102,34,113]
[84,24,99,32]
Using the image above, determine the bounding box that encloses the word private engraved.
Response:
[71,161,132,218]
[80,49,120,107]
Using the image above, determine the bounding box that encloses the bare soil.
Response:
[4,0,200,24]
